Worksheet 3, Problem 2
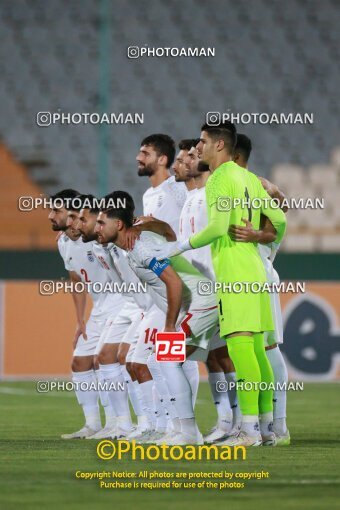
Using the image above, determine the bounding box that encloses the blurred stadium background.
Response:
[0,0,339,381]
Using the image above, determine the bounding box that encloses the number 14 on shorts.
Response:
[155,332,186,362]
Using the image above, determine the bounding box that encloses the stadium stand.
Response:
[0,0,339,250]
[0,144,56,248]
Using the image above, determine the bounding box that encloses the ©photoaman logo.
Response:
[155,332,186,362]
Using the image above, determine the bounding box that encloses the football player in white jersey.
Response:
[49,191,126,439]
[137,134,199,431]
[96,193,180,443]
[96,192,219,445]
[94,191,172,440]
[137,133,187,236]
[173,139,199,264]
[230,134,290,445]
[73,195,142,439]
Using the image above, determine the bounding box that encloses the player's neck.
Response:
[210,153,233,172]
[149,168,171,188]
[185,178,196,191]
[113,231,128,251]
[194,172,210,189]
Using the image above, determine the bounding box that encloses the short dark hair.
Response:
[101,191,135,227]
[77,194,100,214]
[141,133,176,168]
[234,133,252,162]
[50,188,80,210]
[178,139,198,151]
[201,121,237,154]
[101,190,135,213]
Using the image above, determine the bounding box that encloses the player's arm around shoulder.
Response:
[69,270,87,346]
[258,176,288,213]
[125,217,176,250]
[158,265,183,332]
[256,176,287,243]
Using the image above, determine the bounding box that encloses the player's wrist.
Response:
[179,239,192,252]
[253,230,262,242]
[164,323,177,331]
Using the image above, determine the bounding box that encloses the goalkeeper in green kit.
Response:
[154,121,287,446]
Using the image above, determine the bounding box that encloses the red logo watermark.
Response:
[155,332,186,362]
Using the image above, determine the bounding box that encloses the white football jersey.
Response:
[178,189,197,263]
[186,187,215,281]
[258,243,280,284]
[92,242,124,286]
[57,234,121,317]
[92,242,153,312]
[126,231,215,314]
[143,175,187,236]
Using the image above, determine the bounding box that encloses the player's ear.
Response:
[158,153,167,167]
[117,219,125,231]
[216,138,225,152]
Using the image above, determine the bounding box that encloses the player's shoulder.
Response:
[57,232,72,256]
[92,240,104,255]
[206,164,231,195]
[246,168,262,185]
[132,231,165,262]
[143,185,154,199]
[183,188,197,206]
[164,176,187,202]
[57,232,68,246]
[139,231,166,246]
[166,175,186,190]
[109,243,125,260]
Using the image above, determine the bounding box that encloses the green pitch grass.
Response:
[0,382,339,510]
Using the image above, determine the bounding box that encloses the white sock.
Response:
[151,385,167,431]
[260,411,274,437]
[182,360,199,408]
[266,347,288,433]
[147,354,171,429]
[99,363,132,430]
[241,414,260,436]
[164,395,180,433]
[138,380,155,429]
[137,414,149,431]
[274,418,288,436]
[208,371,233,427]
[170,417,181,434]
[72,370,101,430]
[180,417,198,437]
[225,371,242,426]
[121,365,144,418]
[95,368,116,428]
[160,362,194,419]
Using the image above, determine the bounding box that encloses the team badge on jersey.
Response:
[97,256,110,270]
[87,250,94,262]
[157,194,164,208]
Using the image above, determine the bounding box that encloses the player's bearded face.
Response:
[137,159,158,176]
[78,211,98,243]
[66,211,81,233]
[137,146,159,176]
[185,150,200,178]
[173,150,190,181]
[48,208,68,231]
[95,213,118,244]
